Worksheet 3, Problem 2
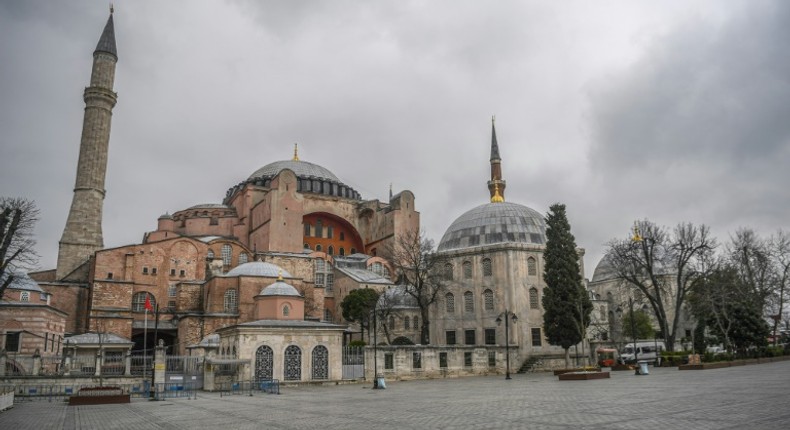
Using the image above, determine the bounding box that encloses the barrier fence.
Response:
[4,382,151,403]
[218,379,281,397]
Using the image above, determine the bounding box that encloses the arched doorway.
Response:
[255,345,274,380]
[312,345,329,380]
[284,345,302,381]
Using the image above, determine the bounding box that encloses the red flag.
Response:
[144,294,153,312]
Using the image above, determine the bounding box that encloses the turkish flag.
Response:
[144,294,153,312]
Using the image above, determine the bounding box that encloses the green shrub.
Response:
[348,340,367,347]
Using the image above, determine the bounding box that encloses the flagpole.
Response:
[143,307,148,381]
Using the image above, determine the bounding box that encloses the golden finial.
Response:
[292,143,299,161]
[632,222,643,242]
[491,183,504,203]
[110,3,114,14]
[277,269,284,281]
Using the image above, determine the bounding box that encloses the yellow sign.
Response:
[155,364,165,370]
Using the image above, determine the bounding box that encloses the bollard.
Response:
[638,361,649,375]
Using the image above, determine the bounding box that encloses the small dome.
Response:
[438,202,546,251]
[188,203,230,210]
[158,213,173,219]
[259,279,301,297]
[378,285,418,309]
[226,262,291,278]
[1,271,43,293]
[248,160,341,183]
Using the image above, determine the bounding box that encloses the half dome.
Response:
[259,279,301,297]
[226,262,291,278]
[438,202,546,252]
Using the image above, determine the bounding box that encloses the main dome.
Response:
[248,160,341,183]
[438,202,547,252]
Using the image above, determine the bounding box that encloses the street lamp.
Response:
[629,296,640,375]
[372,300,384,389]
[496,310,518,380]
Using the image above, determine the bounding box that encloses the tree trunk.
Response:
[564,348,570,369]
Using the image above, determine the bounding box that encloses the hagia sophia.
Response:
[2,11,690,381]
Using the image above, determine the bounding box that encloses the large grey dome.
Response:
[226,262,291,278]
[248,160,341,183]
[438,202,547,252]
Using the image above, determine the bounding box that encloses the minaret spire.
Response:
[57,12,118,280]
[487,116,506,202]
[293,143,299,161]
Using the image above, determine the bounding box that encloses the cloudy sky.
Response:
[2,0,789,277]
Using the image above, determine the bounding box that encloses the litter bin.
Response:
[638,361,649,375]
[374,373,386,389]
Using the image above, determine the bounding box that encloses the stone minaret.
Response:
[56,12,118,280]
[487,117,506,202]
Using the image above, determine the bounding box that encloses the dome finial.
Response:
[292,143,299,161]
[277,269,284,281]
[491,183,504,203]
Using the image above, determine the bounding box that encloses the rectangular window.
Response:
[488,350,496,367]
[44,333,48,352]
[326,274,334,292]
[439,352,448,368]
[465,329,476,345]
[5,332,21,352]
[304,223,311,237]
[531,328,542,347]
[485,328,496,345]
[464,352,473,367]
[385,353,394,370]
[168,300,176,309]
[151,267,157,275]
[327,226,334,239]
[445,330,456,345]
[179,269,185,277]
[412,352,422,369]
[170,268,176,276]
[107,272,113,280]
[168,284,177,297]
[142,267,149,275]
[315,273,324,287]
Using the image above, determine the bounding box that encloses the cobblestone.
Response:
[2,361,789,429]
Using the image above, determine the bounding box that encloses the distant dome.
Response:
[226,158,362,202]
[378,285,418,309]
[226,262,291,278]
[591,254,618,283]
[438,202,546,252]
[1,271,43,293]
[260,279,301,297]
[187,203,230,210]
[248,160,341,183]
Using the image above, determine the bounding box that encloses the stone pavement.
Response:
[2,361,789,429]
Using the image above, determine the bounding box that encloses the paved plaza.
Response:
[2,361,789,429]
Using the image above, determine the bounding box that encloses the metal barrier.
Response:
[152,382,197,400]
[8,382,150,403]
[218,379,280,397]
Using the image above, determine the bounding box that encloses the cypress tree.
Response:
[542,203,592,368]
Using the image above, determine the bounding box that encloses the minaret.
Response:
[56,11,118,280]
[487,116,506,202]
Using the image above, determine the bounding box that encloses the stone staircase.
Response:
[516,356,544,373]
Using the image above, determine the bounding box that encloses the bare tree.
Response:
[606,220,715,351]
[770,230,790,345]
[1,197,39,299]
[374,287,401,344]
[383,229,445,345]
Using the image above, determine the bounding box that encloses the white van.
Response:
[619,341,666,364]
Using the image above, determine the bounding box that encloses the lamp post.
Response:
[629,297,639,375]
[496,310,518,380]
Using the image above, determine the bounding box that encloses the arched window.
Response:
[315,244,322,252]
[527,257,537,276]
[445,293,455,313]
[221,244,232,266]
[444,263,453,280]
[350,248,357,255]
[413,316,419,331]
[207,249,215,260]
[304,243,310,250]
[312,345,329,380]
[371,262,383,275]
[464,291,474,313]
[483,289,494,310]
[284,345,302,381]
[327,245,334,256]
[283,305,290,316]
[463,261,472,279]
[482,258,492,277]
[224,289,238,312]
[255,346,274,380]
[238,253,248,264]
[404,316,410,330]
[339,247,345,256]
[20,291,29,302]
[132,292,156,312]
[529,287,539,309]
[389,315,395,328]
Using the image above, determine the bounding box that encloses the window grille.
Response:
[312,346,329,380]
[463,261,472,279]
[283,305,290,316]
[224,289,238,312]
[284,345,302,381]
[527,257,537,276]
[464,352,472,367]
[20,291,29,302]
[404,316,410,330]
[439,352,448,368]
[464,291,474,313]
[485,328,496,345]
[482,258,492,277]
[531,328,542,347]
[412,352,422,369]
[238,253,248,264]
[445,330,456,345]
[488,351,497,367]
[384,353,394,370]
[221,244,232,266]
[529,288,539,309]
[168,284,177,297]
[388,316,395,329]
[484,289,494,310]
[445,293,455,313]
[132,292,156,312]
[444,263,453,280]
[465,329,476,345]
